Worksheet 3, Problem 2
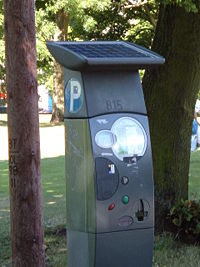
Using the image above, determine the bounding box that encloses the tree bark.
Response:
[50,60,64,123]
[4,0,45,265]
[143,4,200,231]
[51,11,69,123]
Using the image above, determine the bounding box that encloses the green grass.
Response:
[154,233,200,267]
[0,144,200,266]
[45,226,67,267]
[189,149,200,200]
[41,157,66,227]
[0,156,67,267]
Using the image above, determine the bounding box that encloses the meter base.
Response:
[67,228,154,267]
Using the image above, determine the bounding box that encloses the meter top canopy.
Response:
[47,41,165,71]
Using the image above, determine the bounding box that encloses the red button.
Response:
[108,203,115,211]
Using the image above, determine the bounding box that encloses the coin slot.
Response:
[135,199,149,222]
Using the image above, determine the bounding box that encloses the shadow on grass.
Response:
[0,113,64,128]
[0,120,7,126]
[40,122,64,128]
[0,120,64,128]
[0,155,66,225]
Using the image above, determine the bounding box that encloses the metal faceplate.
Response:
[63,70,147,118]
[89,113,154,233]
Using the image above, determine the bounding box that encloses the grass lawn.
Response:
[0,114,200,266]
[0,156,67,266]
[189,149,200,200]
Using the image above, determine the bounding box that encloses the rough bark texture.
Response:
[143,5,200,231]
[51,11,69,123]
[4,0,45,265]
[50,61,64,123]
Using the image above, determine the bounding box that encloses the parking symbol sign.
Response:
[65,78,83,113]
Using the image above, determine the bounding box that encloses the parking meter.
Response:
[47,41,164,267]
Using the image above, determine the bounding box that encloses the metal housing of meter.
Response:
[47,41,164,267]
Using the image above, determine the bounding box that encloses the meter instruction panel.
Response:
[90,113,153,233]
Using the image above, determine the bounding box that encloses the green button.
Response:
[122,195,129,205]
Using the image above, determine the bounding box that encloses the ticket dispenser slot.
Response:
[47,41,164,267]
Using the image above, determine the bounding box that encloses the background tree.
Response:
[35,0,80,122]
[0,0,5,93]
[49,6,69,123]
[4,0,45,265]
[143,2,200,230]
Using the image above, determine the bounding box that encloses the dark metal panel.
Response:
[67,231,95,267]
[95,228,154,267]
[83,71,147,117]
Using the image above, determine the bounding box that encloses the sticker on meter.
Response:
[65,78,83,113]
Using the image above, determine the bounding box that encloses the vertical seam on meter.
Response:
[88,118,97,234]
[81,72,90,118]
[83,120,87,232]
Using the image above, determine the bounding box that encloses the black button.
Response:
[121,176,129,185]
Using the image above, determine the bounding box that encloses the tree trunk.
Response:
[50,60,64,123]
[4,1,45,265]
[51,11,69,123]
[143,4,200,231]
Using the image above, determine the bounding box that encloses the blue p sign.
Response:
[65,78,83,113]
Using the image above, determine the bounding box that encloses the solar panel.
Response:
[61,43,148,59]
[46,41,165,70]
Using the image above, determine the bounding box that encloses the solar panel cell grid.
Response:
[62,43,148,58]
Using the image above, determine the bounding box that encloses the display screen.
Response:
[95,117,147,161]
[111,117,147,161]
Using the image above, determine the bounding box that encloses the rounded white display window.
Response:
[111,117,147,161]
[95,130,116,149]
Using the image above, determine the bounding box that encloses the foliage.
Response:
[169,199,200,244]
[35,8,55,90]
[2,0,197,93]
[1,0,200,91]
[69,1,157,48]
[157,0,199,12]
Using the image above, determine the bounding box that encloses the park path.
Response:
[0,114,65,160]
